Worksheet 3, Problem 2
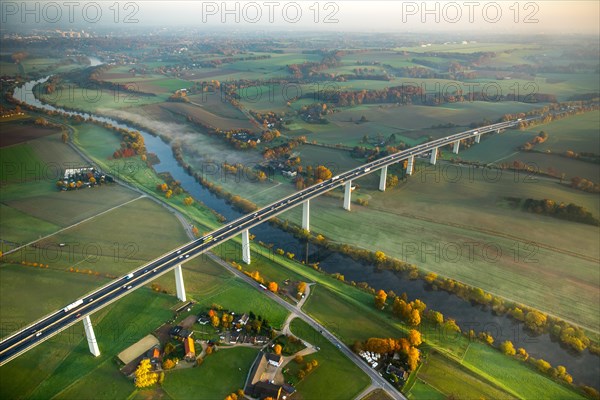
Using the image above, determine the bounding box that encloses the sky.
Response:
[2,1,599,35]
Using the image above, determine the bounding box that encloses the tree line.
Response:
[522,198,599,226]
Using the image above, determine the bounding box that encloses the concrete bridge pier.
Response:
[453,140,460,154]
[241,229,251,264]
[430,148,438,165]
[82,315,100,357]
[174,264,186,301]
[406,155,415,175]
[475,134,481,143]
[343,180,352,211]
[379,165,388,191]
[302,200,310,231]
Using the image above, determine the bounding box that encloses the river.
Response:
[11,59,599,389]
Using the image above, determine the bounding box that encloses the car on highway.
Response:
[35,332,42,337]
[126,285,132,290]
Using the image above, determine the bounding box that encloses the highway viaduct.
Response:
[0,118,528,394]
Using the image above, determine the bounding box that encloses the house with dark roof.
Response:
[252,381,282,400]
[386,364,408,380]
[169,325,194,342]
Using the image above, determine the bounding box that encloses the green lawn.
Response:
[161,346,258,400]
[1,197,192,279]
[454,129,537,163]
[406,380,445,400]
[72,123,123,160]
[417,352,516,399]
[0,203,61,245]
[53,355,136,400]
[0,142,43,182]
[461,343,585,400]
[38,83,167,114]
[0,57,86,77]
[503,151,600,181]
[3,184,140,228]
[297,145,363,175]
[290,318,370,400]
[304,285,401,342]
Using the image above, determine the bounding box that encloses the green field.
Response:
[406,379,445,400]
[528,111,600,154]
[503,151,600,181]
[455,129,537,163]
[396,43,538,54]
[340,51,425,69]
[0,57,86,77]
[0,203,61,245]
[461,343,584,400]
[1,194,192,277]
[293,102,541,148]
[39,83,167,114]
[290,318,370,400]
[161,347,258,400]
[304,285,401,341]
[416,352,516,399]
[157,101,255,131]
[0,142,46,182]
[297,144,363,174]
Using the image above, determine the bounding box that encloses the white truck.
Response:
[63,299,83,313]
